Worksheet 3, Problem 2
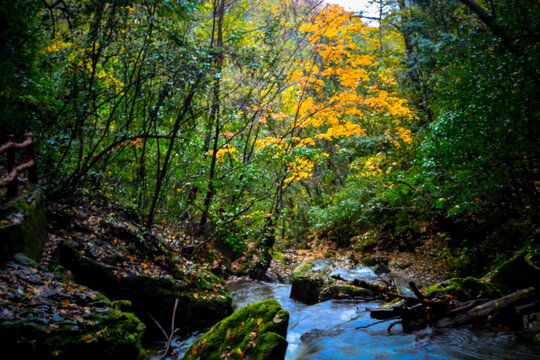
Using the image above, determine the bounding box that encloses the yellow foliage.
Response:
[350,153,387,178]
[209,145,239,162]
[284,157,314,183]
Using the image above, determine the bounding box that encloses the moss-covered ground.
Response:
[0,257,146,359]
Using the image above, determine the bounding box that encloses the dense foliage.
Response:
[1,0,538,275]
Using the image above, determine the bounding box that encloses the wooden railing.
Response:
[0,134,38,197]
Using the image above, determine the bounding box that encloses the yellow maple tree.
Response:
[255,4,415,184]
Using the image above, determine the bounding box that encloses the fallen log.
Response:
[365,283,537,333]
[371,308,403,320]
[433,287,536,328]
[515,299,540,315]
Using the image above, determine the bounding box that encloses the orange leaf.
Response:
[191,344,200,355]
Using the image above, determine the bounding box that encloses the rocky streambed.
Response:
[168,258,540,359]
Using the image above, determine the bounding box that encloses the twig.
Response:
[387,320,402,333]
[147,298,181,360]
[147,313,168,339]
[160,298,180,360]
[356,317,400,329]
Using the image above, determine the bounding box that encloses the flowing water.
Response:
[170,262,540,359]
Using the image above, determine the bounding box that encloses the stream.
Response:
[170,262,540,359]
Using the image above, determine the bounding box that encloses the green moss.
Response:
[483,246,540,293]
[290,276,324,304]
[293,261,314,275]
[0,280,146,359]
[55,241,234,338]
[0,187,47,264]
[39,309,146,359]
[320,284,374,301]
[271,250,285,262]
[353,231,379,253]
[182,299,289,360]
[424,277,501,300]
[0,310,146,359]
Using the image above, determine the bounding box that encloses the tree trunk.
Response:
[199,0,226,232]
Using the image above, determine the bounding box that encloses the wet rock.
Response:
[0,257,146,359]
[293,259,336,277]
[182,299,289,360]
[320,284,374,301]
[372,262,390,275]
[300,328,344,343]
[290,258,379,304]
[290,276,324,304]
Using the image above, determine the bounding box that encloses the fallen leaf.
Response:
[81,333,96,343]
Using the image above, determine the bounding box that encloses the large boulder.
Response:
[290,259,377,304]
[0,256,146,359]
[182,299,289,360]
[289,259,332,304]
[55,241,234,338]
[290,276,324,304]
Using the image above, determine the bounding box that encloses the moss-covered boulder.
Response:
[55,241,234,338]
[0,257,146,359]
[290,259,338,304]
[182,299,289,360]
[483,247,540,294]
[0,186,47,264]
[290,276,324,304]
[290,258,378,304]
[424,276,501,301]
[320,284,374,301]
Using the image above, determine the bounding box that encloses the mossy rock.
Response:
[293,261,315,275]
[360,256,388,268]
[424,277,501,301]
[292,259,335,277]
[0,258,146,359]
[0,186,47,264]
[372,263,390,275]
[0,307,146,360]
[483,247,540,294]
[182,299,289,360]
[55,241,234,338]
[320,284,374,301]
[290,276,324,304]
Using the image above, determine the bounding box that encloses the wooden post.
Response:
[6,135,17,198]
[24,134,38,183]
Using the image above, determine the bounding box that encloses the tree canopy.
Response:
[1,0,538,276]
